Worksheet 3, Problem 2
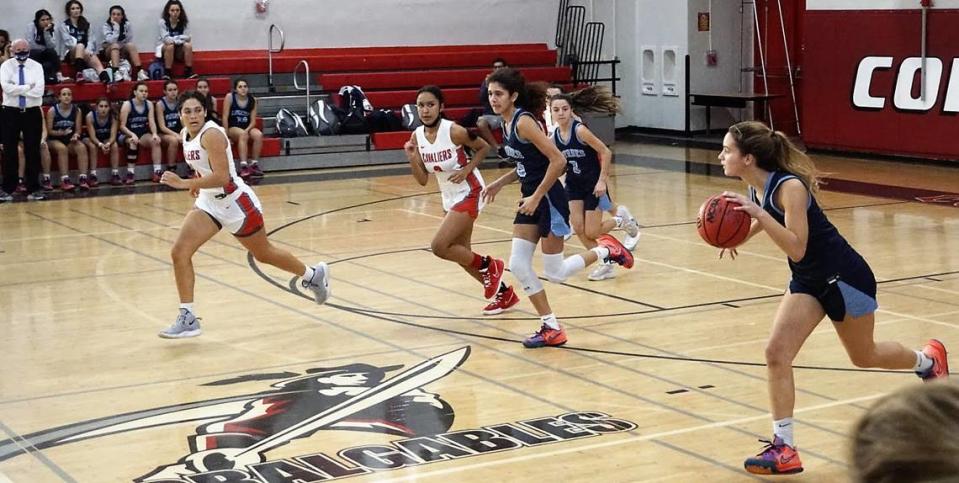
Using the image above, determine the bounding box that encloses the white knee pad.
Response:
[542,253,586,283]
[508,238,543,296]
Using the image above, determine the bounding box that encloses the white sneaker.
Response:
[159,309,202,338]
[588,263,616,281]
[302,262,331,304]
[137,69,150,81]
[616,205,641,250]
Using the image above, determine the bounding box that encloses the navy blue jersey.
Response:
[159,97,181,132]
[228,93,253,129]
[502,108,553,196]
[750,171,860,287]
[125,100,150,136]
[91,111,113,142]
[63,20,89,46]
[554,120,601,186]
[52,105,77,136]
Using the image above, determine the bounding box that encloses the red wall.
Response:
[755,0,805,136]
[802,8,959,160]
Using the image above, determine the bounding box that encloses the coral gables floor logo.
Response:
[152,411,637,482]
[0,347,637,482]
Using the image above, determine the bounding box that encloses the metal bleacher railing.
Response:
[554,0,621,95]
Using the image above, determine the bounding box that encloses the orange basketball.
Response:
[697,194,751,248]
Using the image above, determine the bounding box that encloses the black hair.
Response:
[163,0,189,30]
[232,78,256,111]
[33,10,53,44]
[416,85,445,105]
[177,90,207,112]
[129,81,149,100]
[487,68,547,116]
[65,1,89,32]
[106,5,128,42]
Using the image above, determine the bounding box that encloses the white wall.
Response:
[687,0,754,131]
[2,0,557,53]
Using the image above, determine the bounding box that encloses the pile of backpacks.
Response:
[276,85,422,138]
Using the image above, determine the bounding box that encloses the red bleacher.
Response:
[319,66,571,92]
[42,43,568,171]
[57,77,233,104]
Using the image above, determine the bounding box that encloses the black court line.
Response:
[282,248,851,468]
[253,192,956,375]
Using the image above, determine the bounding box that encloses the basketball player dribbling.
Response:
[157,91,330,338]
[481,68,634,348]
[718,120,949,475]
[404,85,519,315]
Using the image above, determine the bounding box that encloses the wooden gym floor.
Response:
[1,141,957,482]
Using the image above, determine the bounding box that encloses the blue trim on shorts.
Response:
[837,280,878,318]
[597,193,613,212]
[547,196,571,237]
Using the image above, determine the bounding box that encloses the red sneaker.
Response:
[744,437,803,475]
[239,164,252,179]
[919,339,949,381]
[152,169,162,183]
[124,172,135,185]
[41,177,54,191]
[78,176,90,190]
[596,234,634,269]
[110,173,123,186]
[87,174,99,188]
[60,178,76,192]
[480,257,505,300]
[15,179,27,194]
[250,163,264,178]
[482,286,520,315]
[522,324,567,348]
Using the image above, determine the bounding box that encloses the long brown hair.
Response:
[851,383,959,482]
[550,85,620,114]
[487,68,548,117]
[729,121,820,197]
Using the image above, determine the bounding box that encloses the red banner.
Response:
[802,9,959,160]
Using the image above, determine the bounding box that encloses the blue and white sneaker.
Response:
[302,262,330,304]
[0,190,13,202]
[159,309,202,338]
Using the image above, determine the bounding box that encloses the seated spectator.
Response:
[476,57,509,160]
[0,30,11,63]
[59,0,111,84]
[158,0,196,79]
[223,78,263,178]
[101,5,148,81]
[36,120,54,192]
[851,382,959,483]
[46,86,89,190]
[194,77,220,125]
[84,97,120,186]
[156,80,181,174]
[25,9,62,85]
[118,82,161,184]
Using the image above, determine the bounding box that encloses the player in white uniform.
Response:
[403,85,520,315]
[156,91,330,338]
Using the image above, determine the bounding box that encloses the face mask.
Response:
[14,51,29,61]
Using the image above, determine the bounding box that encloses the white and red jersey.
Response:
[414,119,485,213]
[181,120,247,199]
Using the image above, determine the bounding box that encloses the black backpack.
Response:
[400,103,422,131]
[275,108,309,138]
[338,85,373,134]
[308,99,342,135]
[366,109,403,133]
